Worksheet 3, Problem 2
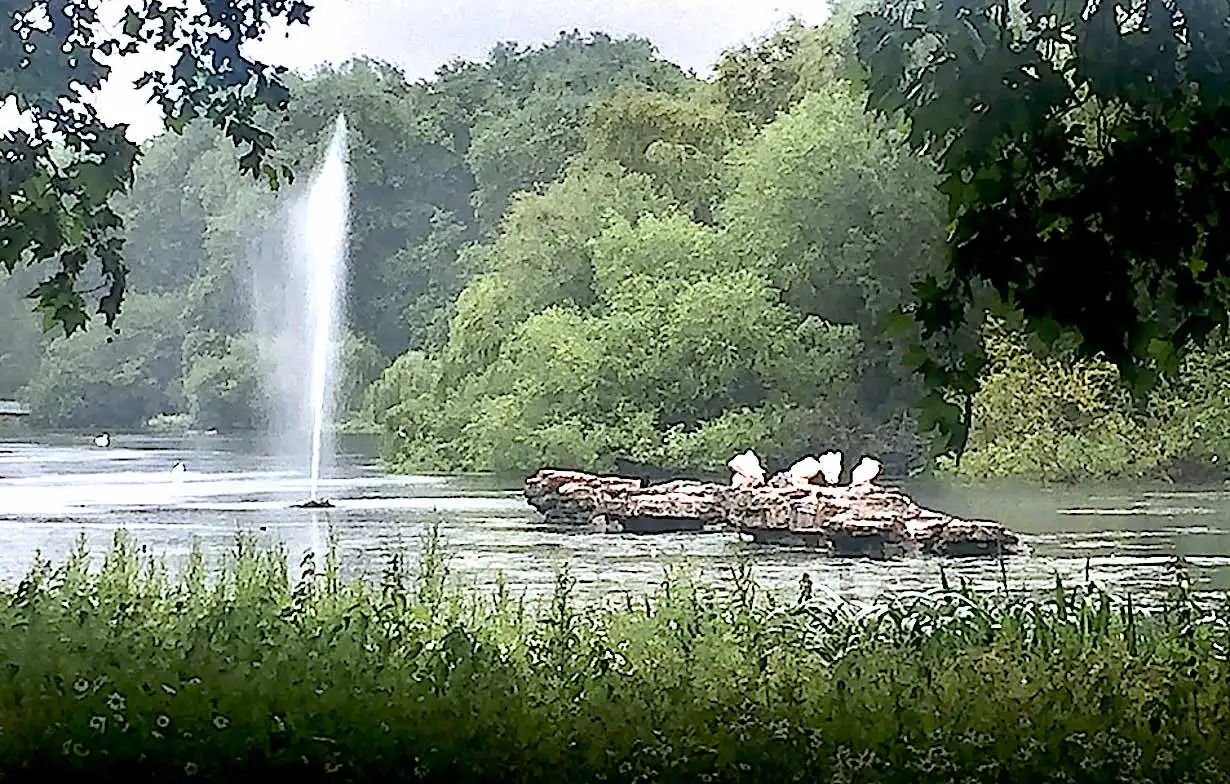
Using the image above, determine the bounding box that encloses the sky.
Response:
[94,0,830,141]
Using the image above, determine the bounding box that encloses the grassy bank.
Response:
[2,528,1229,782]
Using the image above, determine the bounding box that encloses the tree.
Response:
[463,32,689,230]
[856,0,1230,451]
[713,2,876,128]
[2,0,312,336]
[721,85,947,425]
[24,293,185,427]
[582,86,739,222]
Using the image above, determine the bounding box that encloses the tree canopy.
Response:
[2,0,310,336]
[856,0,1230,450]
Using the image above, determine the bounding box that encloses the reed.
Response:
[1,526,1228,782]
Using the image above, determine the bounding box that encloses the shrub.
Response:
[949,321,1230,481]
[1,529,1229,781]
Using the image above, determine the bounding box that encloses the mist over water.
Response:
[250,115,350,500]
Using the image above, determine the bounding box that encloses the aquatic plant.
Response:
[1,527,1229,781]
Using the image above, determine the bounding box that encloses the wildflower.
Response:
[184,761,199,776]
[72,742,88,757]
[89,715,107,733]
[106,692,126,713]
[212,714,229,730]
[156,714,171,728]
[72,678,89,695]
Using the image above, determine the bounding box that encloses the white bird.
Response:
[787,456,822,488]
[93,433,110,448]
[850,456,882,486]
[728,449,766,489]
[817,451,843,485]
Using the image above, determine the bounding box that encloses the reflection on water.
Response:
[1,433,1229,604]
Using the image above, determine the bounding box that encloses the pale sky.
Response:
[94,0,830,141]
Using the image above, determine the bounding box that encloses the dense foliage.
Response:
[948,320,1230,481]
[856,0,1230,447]
[2,530,1229,781]
[1,0,309,336]
[0,34,696,433]
[8,7,1230,481]
[366,30,946,474]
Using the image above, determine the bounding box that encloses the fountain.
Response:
[250,115,349,509]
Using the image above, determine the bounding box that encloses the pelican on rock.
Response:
[817,451,843,485]
[728,450,766,489]
[786,456,822,488]
[850,456,882,486]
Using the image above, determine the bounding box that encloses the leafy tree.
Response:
[464,32,689,230]
[713,3,874,128]
[2,0,312,335]
[272,61,478,357]
[24,293,185,428]
[721,85,947,423]
[182,334,265,431]
[373,193,864,472]
[114,122,215,293]
[582,86,739,222]
[856,0,1230,451]
[442,161,671,381]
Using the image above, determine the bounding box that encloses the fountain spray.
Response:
[285,114,349,509]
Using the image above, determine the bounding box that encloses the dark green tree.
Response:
[462,31,689,230]
[2,0,311,335]
[857,0,1230,452]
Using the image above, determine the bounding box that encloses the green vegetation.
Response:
[2,528,1229,780]
[1,0,308,336]
[6,2,1230,482]
[857,0,1230,448]
[948,322,1230,482]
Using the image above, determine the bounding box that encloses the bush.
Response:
[949,321,1230,481]
[1,530,1229,781]
[24,294,185,429]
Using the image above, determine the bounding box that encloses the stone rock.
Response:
[727,483,1022,557]
[522,469,1025,558]
[606,480,728,532]
[524,470,642,526]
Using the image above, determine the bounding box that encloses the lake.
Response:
[1,432,1228,606]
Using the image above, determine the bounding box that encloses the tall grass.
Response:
[2,526,1230,782]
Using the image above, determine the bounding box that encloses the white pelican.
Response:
[93,433,110,448]
[728,450,766,489]
[851,456,882,486]
[817,451,843,485]
[787,456,822,488]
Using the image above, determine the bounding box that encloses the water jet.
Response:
[250,114,350,509]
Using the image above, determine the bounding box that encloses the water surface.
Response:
[2,433,1228,605]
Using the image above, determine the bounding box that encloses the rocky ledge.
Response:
[524,469,1024,558]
